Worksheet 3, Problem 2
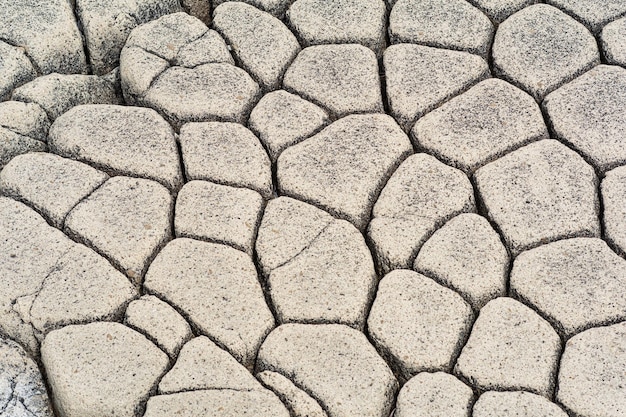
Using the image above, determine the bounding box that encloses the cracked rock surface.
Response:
[1,1,626,415]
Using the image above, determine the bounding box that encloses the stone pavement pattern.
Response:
[0,1,625,417]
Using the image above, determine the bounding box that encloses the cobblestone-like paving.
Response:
[1,1,626,417]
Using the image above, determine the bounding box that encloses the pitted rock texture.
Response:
[2,1,626,415]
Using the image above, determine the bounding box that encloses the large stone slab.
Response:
[144,238,275,368]
[278,114,412,231]
[257,324,398,417]
[511,238,626,337]
[41,322,169,417]
[493,4,599,100]
[283,44,383,117]
[369,153,475,273]
[475,139,600,256]
[384,44,489,130]
[543,65,626,173]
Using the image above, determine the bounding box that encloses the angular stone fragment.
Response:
[0,0,87,74]
[65,176,173,283]
[0,101,49,142]
[144,390,290,417]
[473,391,568,417]
[76,0,182,75]
[41,322,169,417]
[384,44,489,130]
[493,4,599,100]
[283,44,383,117]
[557,322,626,417]
[124,295,193,358]
[412,78,548,172]
[395,372,474,417]
[468,0,537,23]
[0,336,54,417]
[0,153,108,227]
[545,0,626,33]
[214,2,300,90]
[543,65,626,173]
[12,74,120,121]
[287,0,386,55]
[0,129,46,170]
[390,0,494,56]
[368,271,474,380]
[214,0,292,17]
[49,105,183,190]
[602,166,626,256]
[144,238,274,368]
[257,371,328,417]
[369,153,475,273]
[602,17,626,66]
[249,90,329,161]
[0,41,36,101]
[257,324,398,417]
[179,122,272,197]
[511,238,626,337]
[475,139,600,256]
[158,336,262,394]
[454,297,561,396]
[0,198,137,354]
[256,197,376,329]
[175,181,264,255]
[414,214,508,310]
[278,114,412,231]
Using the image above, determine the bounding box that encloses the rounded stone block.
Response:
[473,391,568,417]
[395,372,474,417]
[602,17,626,66]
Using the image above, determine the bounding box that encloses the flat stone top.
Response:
[1,1,625,416]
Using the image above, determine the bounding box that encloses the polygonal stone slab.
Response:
[144,390,290,417]
[0,0,87,74]
[257,371,328,417]
[179,122,272,198]
[543,65,626,173]
[492,4,599,100]
[256,197,377,329]
[158,336,262,394]
[248,90,329,161]
[384,44,489,130]
[0,153,108,228]
[602,166,626,256]
[414,213,509,310]
[454,297,561,397]
[468,0,537,23]
[557,322,626,417]
[144,238,275,368]
[545,0,626,33]
[475,139,600,256]
[175,180,264,255]
[0,41,36,101]
[0,101,49,142]
[368,270,474,380]
[511,238,626,337]
[41,322,169,417]
[389,0,494,56]
[65,176,173,283]
[412,78,548,173]
[213,2,300,91]
[395,372,474,417]
[602,17,626,66]
[12,74,120,121]
[0,197,137,354]
[49,104,183,190]
[369,153,475,273]
[0,336,54,417]
[278,114,412,231]
[286,0,386,56]
[75,0,182,75]
[283,44,384,117]
[257,324,398,417]
[124,295,193,358]
[473,391,568,417]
